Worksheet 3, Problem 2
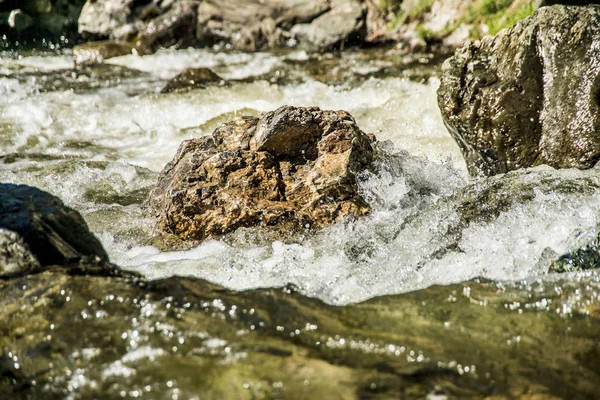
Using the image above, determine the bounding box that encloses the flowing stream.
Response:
[2,46,600,399]
[2,47,600,304]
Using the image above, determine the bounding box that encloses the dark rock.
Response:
[438,5,600,176]
[550,228,600,273]
[0,0,86,43]
[73,40,139,67]
[160,67,223,94]
[0,183,109,266]
[137,0,199,52]
[148,106,374,241]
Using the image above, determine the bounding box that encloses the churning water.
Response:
[2,47,600,305]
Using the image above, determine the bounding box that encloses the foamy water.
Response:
[2,48,599,304]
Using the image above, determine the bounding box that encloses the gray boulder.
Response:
[438,5,600,176]
[0,183,109,266]
[291,0,366,50]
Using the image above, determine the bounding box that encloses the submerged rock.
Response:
[550,227,600,273]
[148,106,374,241]
[438,5,600,176]
[160,67,223,94]
[0,183,109,266]
[1,259,600,398]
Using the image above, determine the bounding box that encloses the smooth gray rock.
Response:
[291,0,366,49]
[438,5,600,176]
[0,183,109,266]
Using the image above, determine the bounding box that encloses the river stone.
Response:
[77,0,372,52]
[160,67,223,93]
[438,5,600,176]
[148,106,374,241]
[291,0,366,50]
[0,183,109,266]
[73,40,139,67]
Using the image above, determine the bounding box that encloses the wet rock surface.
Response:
[160,67,223,94]
[392,166,600,271]
[148,106,374,241]
[0,183,109,266]
[438,5,600,176]
[73,40,139,67]
[1,260,599,399]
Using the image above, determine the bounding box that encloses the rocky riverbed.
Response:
[2,3,600,400]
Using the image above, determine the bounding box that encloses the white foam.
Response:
[3,50,598,306]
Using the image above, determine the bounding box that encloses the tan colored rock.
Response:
[73,40,139,67]
[148,106,374,241]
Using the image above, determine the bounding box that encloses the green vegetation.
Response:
[378,0,537,42]
[484,1,537,35]
[460,0,537,38]
[379,0,435,30]
[416,25,434,42]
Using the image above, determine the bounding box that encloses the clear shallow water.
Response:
[2,47,600,305]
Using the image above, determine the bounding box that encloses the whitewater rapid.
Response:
[2,48,599,304]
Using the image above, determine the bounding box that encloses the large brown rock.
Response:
[437,5,600,176]
[148,106,375,241]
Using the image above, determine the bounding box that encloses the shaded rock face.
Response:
[78,0,366,52]
[148,106,374,241]
[0,183,109,266]
[78,0,199,52]
[438,5,600,176]
[0,0,85,43]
